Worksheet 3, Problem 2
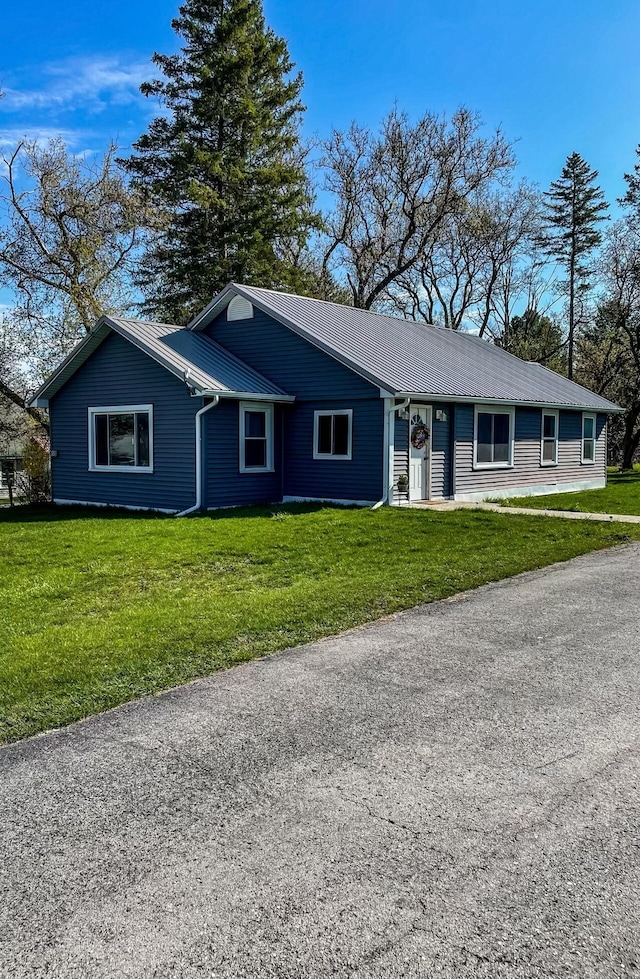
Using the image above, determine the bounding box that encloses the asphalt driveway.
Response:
[1,544,639,978]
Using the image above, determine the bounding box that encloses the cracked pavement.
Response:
[1,543,640,978]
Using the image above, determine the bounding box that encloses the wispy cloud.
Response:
[0,127,85,149]
[1,55,150,115]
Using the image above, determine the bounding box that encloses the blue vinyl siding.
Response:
[204,400,283,508]
[49,333,199,511]
[207,308,378,400]
[453,405,607,497]
[431,403,452,498]
[207,307,385,502]
[284,400,385,502]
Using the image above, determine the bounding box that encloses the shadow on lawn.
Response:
[608,469,640,483]
[0,501,335,525]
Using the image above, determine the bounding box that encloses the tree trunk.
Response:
[621,406,640,469]
[0,379,49,431]
[568,250,575,381]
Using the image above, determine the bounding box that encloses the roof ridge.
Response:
[107,315,182,330]
[236,283,440,332]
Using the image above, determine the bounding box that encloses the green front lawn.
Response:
[1,503,638,744]
[501,467,640,515]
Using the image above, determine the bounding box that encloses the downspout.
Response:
[176,395,220,517]
[371,398,410,510]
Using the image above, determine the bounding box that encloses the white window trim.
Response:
[88,404,154,473]
[313,409,353,461]
[582,412,597,465]
[540,409,559,467]
[239,402,274,473]
[473,405,515,470]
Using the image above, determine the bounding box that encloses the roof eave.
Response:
[28,312,291,407]
[188,283,237,331]
[395,392,624,413]
[27,318,112,408]
[197,389,295,403]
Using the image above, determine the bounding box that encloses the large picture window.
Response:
[582,413,596,464]
[314,410,352,460]
[239,402,274,473]
[474,407,514,468]
[541,409,559,466]
[89,405,153,472]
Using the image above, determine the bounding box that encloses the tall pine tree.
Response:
[123,0,319,323]
[539,153,608,379]
[620,144,640,214]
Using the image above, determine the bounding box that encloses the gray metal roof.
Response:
[29,315,292,406]
[194,284,621,412]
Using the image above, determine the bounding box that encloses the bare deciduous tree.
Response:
[387,182,540,335]
[319,107,515,310]
[577,220,640,468]
[0,139,157,420]
[0,314,46,430]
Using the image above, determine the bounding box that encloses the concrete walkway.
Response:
[414,499,640,524]
[1,544,640,977]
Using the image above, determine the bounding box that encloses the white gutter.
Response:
[394,392,624,413]
[198,388,295,403]
[176,396,220,517]
[371,398,410,510]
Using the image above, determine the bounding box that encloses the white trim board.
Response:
[453,477,606,503]
[396,393,622,413]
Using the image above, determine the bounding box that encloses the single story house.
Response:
[29,283,621,513]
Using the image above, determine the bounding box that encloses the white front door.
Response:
[409,405,431,502]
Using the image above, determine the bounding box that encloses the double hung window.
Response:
[240,403,274,472]
[541,410,559,465]
[474,408,514,468]
[582,413,596,463]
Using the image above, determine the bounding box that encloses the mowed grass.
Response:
[502,467,640,515]
[1,502,639,744]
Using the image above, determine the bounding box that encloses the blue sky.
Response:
[1,0,639,204]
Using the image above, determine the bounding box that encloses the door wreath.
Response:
[410,422,430,450]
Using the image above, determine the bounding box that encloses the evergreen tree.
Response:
[539,153,608,379]
[499,308,567,374]
[620,144,640,215]
[123,0,319,323]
